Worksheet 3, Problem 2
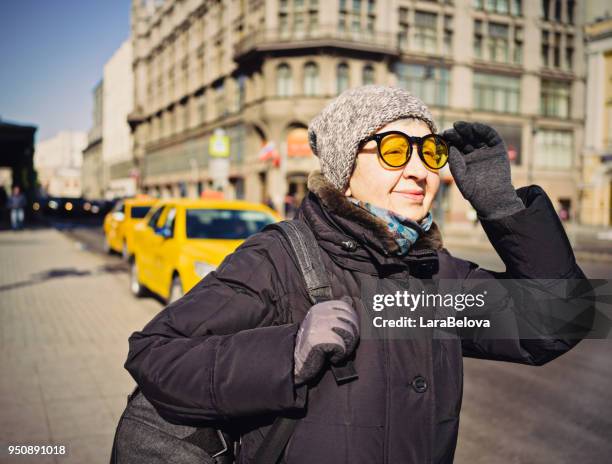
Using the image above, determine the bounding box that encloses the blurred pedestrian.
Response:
[558,204,569,222]
[8,186,26,230]
[284,194,296,219]
[0,185,7,227]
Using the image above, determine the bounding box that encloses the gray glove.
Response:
[441,121,524,220]
[293,297,359,386]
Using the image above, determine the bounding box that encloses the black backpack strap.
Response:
[253,220,358,464]
[265,220,333,304]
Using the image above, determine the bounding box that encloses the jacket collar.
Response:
[297,171,443,273]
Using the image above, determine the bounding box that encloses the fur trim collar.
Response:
[307,171,443,253]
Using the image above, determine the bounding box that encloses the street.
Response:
[0,227,611,463]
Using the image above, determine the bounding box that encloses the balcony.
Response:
[233,26,399,62]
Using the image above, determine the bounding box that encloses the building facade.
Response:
[581,12,612,226]
[82,81,105,199]
[35,131,87,197]
[129,0,586,222]
[103,40,137,198]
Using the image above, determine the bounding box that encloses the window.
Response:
[214,80,226,117]
[478,0,519,15]
[542,0,550,20]
[554,0,561,21]
[414,11,437,53]
[308,10,318,33]
[304,62,319,95]
[474,20,483,58]
[565,47,574,69]
[443,16,453,55]
[553,33,561,67]
[488,22,510,63]
[473,72,520,113]
[398,7,409,50]
[396,64,449,107]
[337,63,350,94]
[541,44,549,66]
[295,11,304,33]
[541,80,570,118]
[185,209,276,239]
[338,11,346,30]
[363,64,375,85]
[280,13,289,36]
[514,27,523,64]
[147,206,165,229]
[161,208,176,237]
[474,36,483,58]
[276,63,293,97]
[535,130,573,168]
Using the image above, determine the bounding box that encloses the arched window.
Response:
[363,64,375,85]
[276,63,292,97]
[303,62,319,96]
[337,63,350,94]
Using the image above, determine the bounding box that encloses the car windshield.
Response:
[186,209,276,239]
[131,206,151,219]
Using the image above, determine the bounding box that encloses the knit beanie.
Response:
[308,85,436,192]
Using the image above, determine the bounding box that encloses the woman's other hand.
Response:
[294,297,359,385]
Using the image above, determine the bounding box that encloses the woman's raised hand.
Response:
[441,121,524,220]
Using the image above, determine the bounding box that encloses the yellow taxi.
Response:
[130,198,280,303]
[103,196,157,260]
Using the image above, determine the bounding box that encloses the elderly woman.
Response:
[125,86,587,463]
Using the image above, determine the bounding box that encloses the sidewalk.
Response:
[0,229,161,464]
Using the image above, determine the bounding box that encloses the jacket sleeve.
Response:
[124,230,307,425]
[458,185,594,365]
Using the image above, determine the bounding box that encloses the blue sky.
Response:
[0,0,131,141]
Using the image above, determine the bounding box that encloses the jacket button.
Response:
[341,240,356,251]
[411,375,428,393]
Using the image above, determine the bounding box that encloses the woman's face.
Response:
[346,118,441,221]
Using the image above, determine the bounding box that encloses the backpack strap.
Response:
[253,220,358,464]
[265,220,332,304]
[266,220,358,386]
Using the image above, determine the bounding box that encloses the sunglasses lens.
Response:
[422,135,449,169]
[380,134,409,167]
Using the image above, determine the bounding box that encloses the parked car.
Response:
[130,198,280,303]
[103,196,156,259]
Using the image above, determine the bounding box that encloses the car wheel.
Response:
[168,275,183,304]
[130,260,147,297]
[122,242,130,261]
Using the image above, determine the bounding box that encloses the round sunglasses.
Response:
[360,131,449,170]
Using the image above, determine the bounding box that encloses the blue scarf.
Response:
[349,198,433,255]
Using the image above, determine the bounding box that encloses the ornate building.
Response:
[129,0,585,221]
[581,12,612,226]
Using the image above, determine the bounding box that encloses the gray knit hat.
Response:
[308,85,436,191]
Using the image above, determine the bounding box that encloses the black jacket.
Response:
[125,171,588,464]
